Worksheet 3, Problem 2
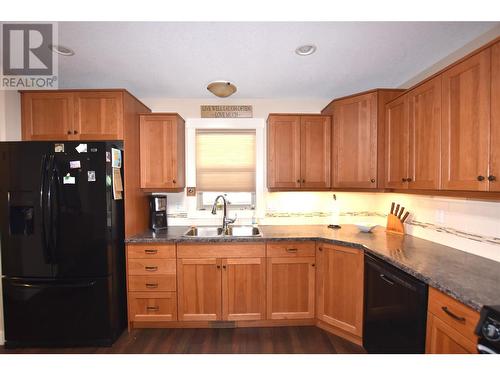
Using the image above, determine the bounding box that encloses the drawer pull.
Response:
[286,248,298,253]
[441,306,466,322]
[145,283,158,288]
[144,249,158,254]
[146,306,159,311]
[145,266,158,272]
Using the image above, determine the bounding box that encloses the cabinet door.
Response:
[490,42,500,191]
[267,115,301,188]
[74,92,123,139]
[407,77,442,189]
[385,95,409,189]
[222,258,266,321]
[21,92,74,140]
[177,258,222,321]
[333,93,377,188]
[267,257,315,320]
[425,313,477,354]
[317,243,364,337]
[300,116,331,188]
[140,115,180,189]
[441,49,491,191]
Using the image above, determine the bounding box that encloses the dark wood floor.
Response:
[0,326,366,354]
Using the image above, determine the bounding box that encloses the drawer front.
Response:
[128,259,176,276]
[177,243,265,258]
[129,292,177,322]
[128,275,176,292]
[127,243,176,259]
[266,241,316,257]
[428,287,480,343]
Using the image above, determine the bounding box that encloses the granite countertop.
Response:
[126,224,500,312]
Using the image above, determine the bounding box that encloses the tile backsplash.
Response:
[164,190,500,262]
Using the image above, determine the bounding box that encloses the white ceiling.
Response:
[57,22,499,99]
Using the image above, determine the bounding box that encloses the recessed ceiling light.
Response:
[207,81,237,98]
[295,44,317,56]
[49,44,75,56]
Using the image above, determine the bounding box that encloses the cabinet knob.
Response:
[73,130,78,135]
[401,178,407,182]
[488,175,496,182]
[318,247,323,252]
[370,179,375,183]
[222,265,226,270]
[406,177,412,182]
[477,175,485,181]
[312,263,315,267]
[67,130,72,135]
[296,179,301,183]
[217,265,221,269]
[172,179,176,184]
[302,179,305,183]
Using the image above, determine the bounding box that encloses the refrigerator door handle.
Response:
[39,154,52,263]
[47,155,59,263]
[9,280,97,289]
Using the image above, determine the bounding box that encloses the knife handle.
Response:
[390,202,395,214]
[398,207,405,218]
[401,212,410,223]
[395,204,400,216]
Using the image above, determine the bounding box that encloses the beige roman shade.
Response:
[196,129,256,192]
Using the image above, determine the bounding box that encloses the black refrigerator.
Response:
[0,141,127,348]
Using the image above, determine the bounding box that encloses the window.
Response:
[196,129,256,210]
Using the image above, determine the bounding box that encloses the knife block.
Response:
[386,213,405,235]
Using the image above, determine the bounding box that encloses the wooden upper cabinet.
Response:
[441,48,491,191]
[139,114,185,190]
[300,116,331,188]
[490,41,500,192]
[332,92,377,188]
[222,258,266,321]
[74,91,123,139]
[407,76,442,189]
[267,114,330,190]
[267,115,301,188]
[177,258,222,321]
[21,92,74,140]
[316,243,364,338]
[385,95,409,189]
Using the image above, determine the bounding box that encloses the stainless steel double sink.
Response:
[183,225,262,238]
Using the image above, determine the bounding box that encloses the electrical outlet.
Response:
[435,210,445,224]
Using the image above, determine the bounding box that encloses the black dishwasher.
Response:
[363,254,428,353]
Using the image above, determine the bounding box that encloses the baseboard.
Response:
[131,318,315,329]
[316,320,363,346]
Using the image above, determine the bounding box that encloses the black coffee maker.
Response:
[149,195,168,231]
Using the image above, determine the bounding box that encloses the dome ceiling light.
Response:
[295,44,317,56]
[207,81,237,98]
[49,44,75,56]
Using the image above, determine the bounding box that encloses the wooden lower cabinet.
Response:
[266,242,316,320]
[316,243,364,340]
[129,292,177,322]
[222,258,266,321]
[177,258,222,321]
[426,313,477,354]
[425,287,480,354]
[176,243,267,322]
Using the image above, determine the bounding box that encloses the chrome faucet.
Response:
[211,195,236,232]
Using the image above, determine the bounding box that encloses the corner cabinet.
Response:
[139,114,186,191]
[316,243,364,344]
[322,89,403,189]
[267,114,331,190]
